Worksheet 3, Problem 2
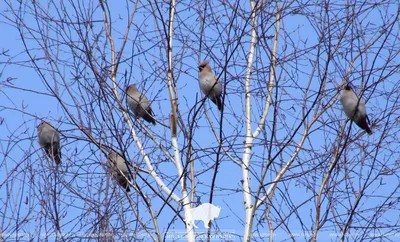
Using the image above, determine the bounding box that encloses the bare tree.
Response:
[1,0,399,241]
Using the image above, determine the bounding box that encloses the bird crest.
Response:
[198,60,210,71]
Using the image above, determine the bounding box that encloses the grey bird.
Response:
[107,151,131,192]
[37,121,62,165]
[198,60,223,111]
[340,84,372,135]
[126,84,156,125]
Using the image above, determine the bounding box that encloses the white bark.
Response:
[166,1,195,241]
[99,0,180,203]
[242,0,257,241]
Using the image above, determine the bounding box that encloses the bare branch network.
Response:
[0,1,399,242]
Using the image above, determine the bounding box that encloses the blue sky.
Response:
[1,1,400,241]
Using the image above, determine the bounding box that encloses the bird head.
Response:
[344,84,352,91]
[198,60,210,72]
[125,84,137,92]
[37,120,46,128]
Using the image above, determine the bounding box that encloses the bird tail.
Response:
[144,114,156,125]
[143,108,156,125]
[356,119,372,136]
[117,176,131,192]
[122,180,131,192]
[143,110,156,125]
[46,143,61,165]
[212,96,223,112]
[366,116,372,135]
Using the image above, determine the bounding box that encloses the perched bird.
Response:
[107,151,132,192]
[340,84,372,135]
[198,60,223,111]
[37,121,62,165]
[126,84,156,125]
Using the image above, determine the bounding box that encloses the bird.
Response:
[340,84,372,135]
[107,151,132,192]
[37,121,62,165]
[198,60,223,111]
[126,84,156,125]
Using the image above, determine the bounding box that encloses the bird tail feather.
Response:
[211,96,223,112]
[143,114,156,125]
[356,119,372,136]
[143,108,156,125]
[45,143,61,165]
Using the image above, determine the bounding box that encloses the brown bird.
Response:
[198,60,223,111]
[340,84,372,135]
[126,84,156,125]
[107,151,132,192]
[37,121,62,165]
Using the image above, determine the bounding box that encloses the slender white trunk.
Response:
[242,138,254,241]
[166,1,195,241]
[242,0,257,240]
